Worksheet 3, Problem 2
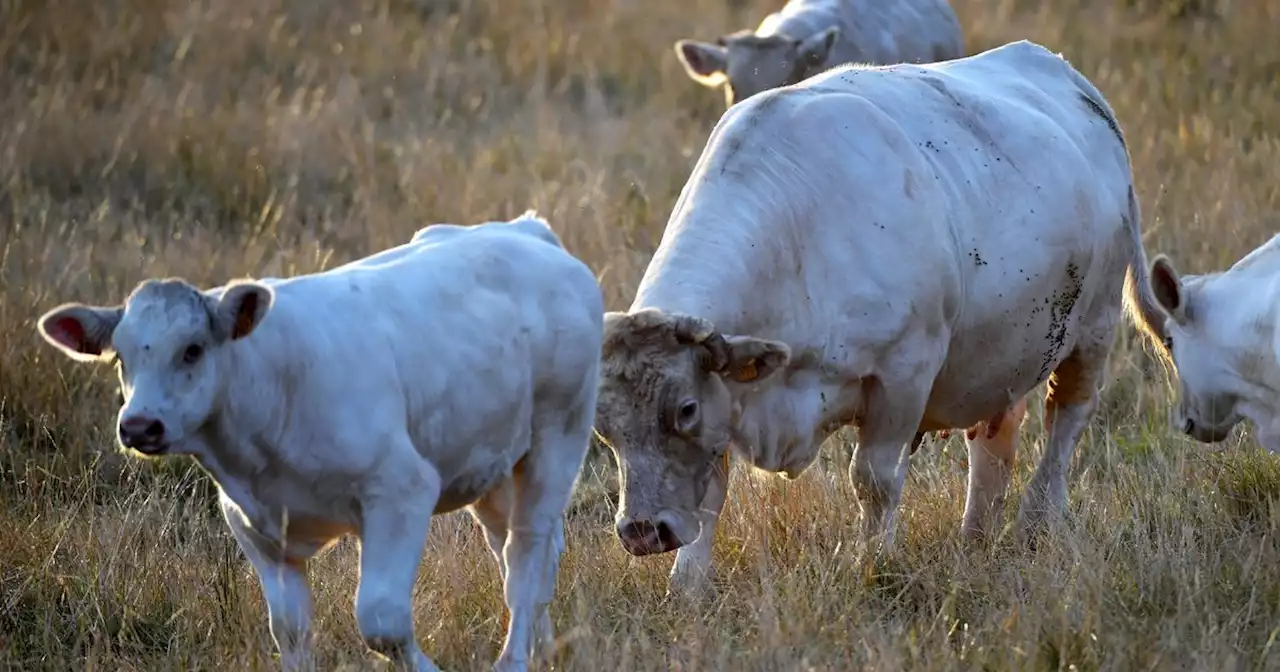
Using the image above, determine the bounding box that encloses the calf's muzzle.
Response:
[119,415,167,453]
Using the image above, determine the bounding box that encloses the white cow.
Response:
[1149,236,1280,453]
[675,0,965,107]
[35,212,605,672]
[593,40,1170,597]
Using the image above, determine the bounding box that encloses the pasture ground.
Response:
[3,0,1280,669]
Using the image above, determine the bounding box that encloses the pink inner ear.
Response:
[232,291,259,339]
[49,316,92,353]
[683,44,712,73]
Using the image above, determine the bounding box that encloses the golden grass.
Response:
[2,0,1280,669]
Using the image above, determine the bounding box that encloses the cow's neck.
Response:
[631,207,857,477]
[186,334,292,518]
[725,366,864,477]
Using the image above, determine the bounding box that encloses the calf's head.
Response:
[1150,256,1250,446]
[594,308,790,556]
[37,278,273,456]
[674,27,841,107]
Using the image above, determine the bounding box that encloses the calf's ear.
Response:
[674,39,729,87]
[217,281,275,341]
[718,335,791,384]
[37,303,124,362]
[1150,255,1186,323]
[797,25,840,66]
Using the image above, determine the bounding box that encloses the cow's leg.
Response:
[668,450,732,601]
[1016,333,1109,539]
[496,411,592,672]
[850,351,942,555]
[960,395,1028,541]
[468,477,558,655]
[354,440,442,672]
[221,497,315,672]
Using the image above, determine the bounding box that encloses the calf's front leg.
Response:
[354,442,443,672]
[221,497,315,672]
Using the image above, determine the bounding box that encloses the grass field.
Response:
[3,0,1280,669]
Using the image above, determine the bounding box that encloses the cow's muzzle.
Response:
[1182,417,1232,444]
[616,517,685,556]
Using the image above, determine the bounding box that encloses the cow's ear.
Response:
[797,25,840,66]
[38,303,123,362]
[217,281,274,341]
[719,335,791,384]
[1150,255,1185,323]
[674,39,729,87]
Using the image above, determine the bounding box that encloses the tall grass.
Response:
[3,0,1280,669]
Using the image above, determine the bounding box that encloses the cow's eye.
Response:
[677,400,699,423]
[1163,335,1174,350]
[183,344,204,364]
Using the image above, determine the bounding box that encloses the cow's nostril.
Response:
[618,520,656,543]
[143,419,165,439]
[1182,418,1195,434]
[654,521,679,550]
[120,416,166,447]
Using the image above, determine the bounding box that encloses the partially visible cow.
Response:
[35,212,605,672]
[1148,236,1280,453]
[593,40,1169,598]
[674,0,965,108]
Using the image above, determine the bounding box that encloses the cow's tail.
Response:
[1065,63,1172,365]
[1121,184,1171,365]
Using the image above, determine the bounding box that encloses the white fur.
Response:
[36,212,604,672]
[612,40,1166,593]
[675,0,965,105]
[1152,233,1280,453]
[758,0,964,63]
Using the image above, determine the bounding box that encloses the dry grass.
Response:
[2,0,1280,669]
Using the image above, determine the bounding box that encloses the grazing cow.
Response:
[674,0,965,108]
[1148,236,1280,453]
[35,212,605,672]
[593,40,1169,597]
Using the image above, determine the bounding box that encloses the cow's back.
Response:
[244,216,602,487]
[765,0,963,65]
[805,41,1136,424]
[641,40,1136,431]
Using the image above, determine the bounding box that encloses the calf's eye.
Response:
[183,344,204,364]
[678,400,699,422]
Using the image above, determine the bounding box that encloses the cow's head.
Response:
[1149,255,1256,447]
[594,308,790,556]
[37,278,273,456]
[674,26,841,107]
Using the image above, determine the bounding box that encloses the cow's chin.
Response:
[123,440,177,458]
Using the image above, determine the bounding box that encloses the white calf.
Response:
[36,212,605,672]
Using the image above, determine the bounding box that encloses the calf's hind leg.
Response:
[495,406,594,672]
[468,478,559,654]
